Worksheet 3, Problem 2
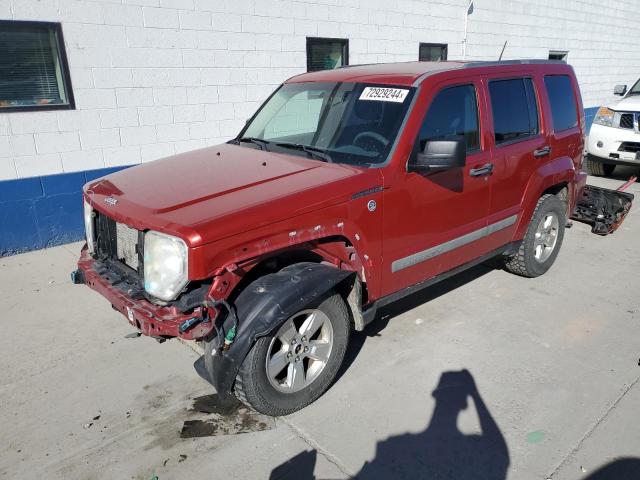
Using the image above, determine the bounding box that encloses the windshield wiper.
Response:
[274,142,333,163]
[237,137,270,151]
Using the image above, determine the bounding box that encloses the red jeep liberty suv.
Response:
[75,60,587,415]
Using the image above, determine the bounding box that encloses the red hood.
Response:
[85,144,375,246]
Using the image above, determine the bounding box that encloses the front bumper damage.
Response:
[571,184,635,235]
[75,247,214,340]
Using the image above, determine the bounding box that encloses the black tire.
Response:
[234,292,350,416]
[504,194,566,278]
[585,158,615,177]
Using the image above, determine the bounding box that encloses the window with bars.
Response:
[419,43,448,61]
[306,37,348,72]
[0,20,74,112]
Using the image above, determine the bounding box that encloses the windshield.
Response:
[629,78,640,95]
[236,82,415,166]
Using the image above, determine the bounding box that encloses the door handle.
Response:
[469,163,494,177]
[533,146,551,158]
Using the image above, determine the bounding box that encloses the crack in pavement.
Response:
[545,374,640,479]
[280,417,356,479]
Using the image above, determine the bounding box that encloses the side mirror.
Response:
[614,84,627,96]
[409,139,466,173]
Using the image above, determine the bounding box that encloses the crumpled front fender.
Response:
[194,262,355,394]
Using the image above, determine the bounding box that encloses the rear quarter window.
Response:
[544,75,578,132]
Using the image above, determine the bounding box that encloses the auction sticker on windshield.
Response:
[359,87,409,103]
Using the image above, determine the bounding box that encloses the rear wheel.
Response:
[585,158,616,177]
[504,194,566,278]
[234,292,350,416]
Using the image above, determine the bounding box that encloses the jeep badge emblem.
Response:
[104,196,118,206]
[367,200,377,212]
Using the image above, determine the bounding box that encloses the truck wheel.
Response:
[234,292,350,416]
[585,158,615,177]
[504,194,566,278]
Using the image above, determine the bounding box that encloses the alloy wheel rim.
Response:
[533,212,559,263]
[265,309,334,393]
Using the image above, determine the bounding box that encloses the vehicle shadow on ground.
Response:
[335,262,494,384]
[270,369,510,479]
[607,164,640,182]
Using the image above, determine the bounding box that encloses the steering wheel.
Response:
[353,131,389,153]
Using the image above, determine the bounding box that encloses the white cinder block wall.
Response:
[0,0,638,180]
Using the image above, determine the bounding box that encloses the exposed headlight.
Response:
[143,231,188,302]
[83,200,95,254]
[593,107,614,127]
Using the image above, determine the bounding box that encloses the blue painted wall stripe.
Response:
[0,165,132,256]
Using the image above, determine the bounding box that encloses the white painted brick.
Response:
[104,4,144,26]
[65,24,128,48]
[211,13,242,32]
[123,0,159,6]
[80,128,121,150]
[161,0,193,9]
[0,0,11,18]
[0,116,9,136]
[156,123,190,142]
[226,32,255,51]
[10,113,59,135]
[173,104,205,123]
[116,88,154,107]
[61,149,105,173]
[218,118,244,137]
[74,89,117,110]
[205,103,236,121]
[15,154,63,178]
[59,0,104,23]
[138,106,173,125]
[143,7,179,28]
[153,87,188,106]
[179,10,212,30]
[189,121,221,139]
[132,68,201,87]
[35,132,81,155]
[218,85,246,103]
[103,145,141,167]
[120,125,157,146]
[141,142,176,162]
[13,0,60,21]
[112,48,182,68]
[187,86,219,104]
[93,69,134,89]
[201,68,232,85]
[241,15,293,35]
[196,30,230,50]
[67,47,113,68]
[70,68,94,89]
[100,108,140,128]
[253,34,282,51]
[57,110,101,132]
[174,139,207,154]
[10,135,36,157]
[0,136,10,157]
[0,158,17,181]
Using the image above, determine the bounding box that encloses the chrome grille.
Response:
[116,222,139,270]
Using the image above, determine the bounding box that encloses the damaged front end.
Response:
[571,182,635,235]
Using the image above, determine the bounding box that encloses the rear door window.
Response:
[419,84,480,151]
[544,75,578,132]
[489,78,539,145]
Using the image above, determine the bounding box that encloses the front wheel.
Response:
[504,194,566,278]
[585,158,615,177]
[234,292,350,416]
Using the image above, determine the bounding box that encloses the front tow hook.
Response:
[70,269,85,285]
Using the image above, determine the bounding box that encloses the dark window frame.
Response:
[488,76,541,147]
[0,19,75,113]
[415,82,482,157]
[306,37,349,73]
[419,43,448,62]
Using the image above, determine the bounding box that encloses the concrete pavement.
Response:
[1,168,639,480]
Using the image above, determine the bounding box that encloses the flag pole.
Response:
[462,0,473,60]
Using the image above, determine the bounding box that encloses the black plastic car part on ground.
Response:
[194,262,355,394]
[571,185,634,235]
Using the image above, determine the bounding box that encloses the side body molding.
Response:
[195,262,355,393]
